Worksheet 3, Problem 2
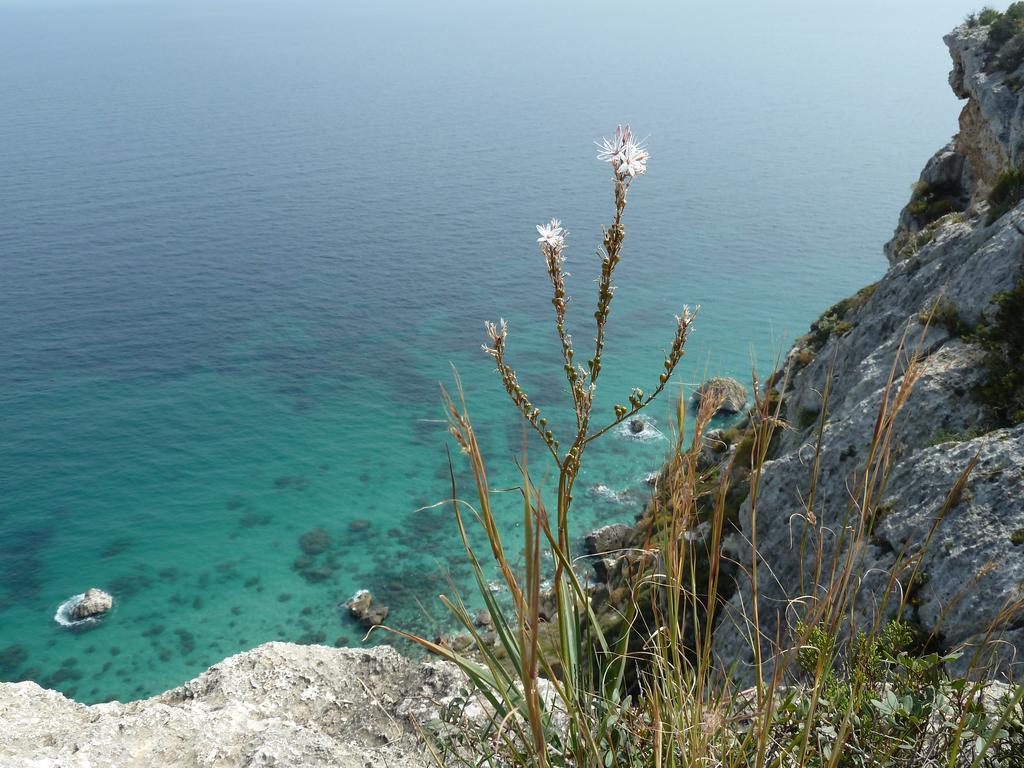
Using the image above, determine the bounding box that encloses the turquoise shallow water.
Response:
[0,0,969,702]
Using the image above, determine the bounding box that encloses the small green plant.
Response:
[802,282,878,351]
[987,163,1024,223]
[1011,528,1024,545]
[868,500,894,531]
[974,269,1024,424]
[927,426,988,446]
[907,179,964,225]
[894,211,968,260]
[920,295,972,337]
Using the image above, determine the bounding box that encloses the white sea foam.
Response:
[53,593,99,628]
[347,589,370,604]
[589,483,627,504]
[616,418,664,442]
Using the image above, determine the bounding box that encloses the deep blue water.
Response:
[0,0,969,702]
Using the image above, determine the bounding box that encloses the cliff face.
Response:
[0,643,464,768]
[715,23,1024,676]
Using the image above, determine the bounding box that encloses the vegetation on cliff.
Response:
[971,3,1024,71]
[376,124,1024,767]
[975,270,1024,425]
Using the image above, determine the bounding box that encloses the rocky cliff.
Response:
[0,643,464,768]
[714,20,1024,676]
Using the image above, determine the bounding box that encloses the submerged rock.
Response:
[298,527,330,556]
[70,589,113,621]
[692,377,748,416]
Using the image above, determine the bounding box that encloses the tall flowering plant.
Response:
[484,125,693,561]
[384,126,696,766]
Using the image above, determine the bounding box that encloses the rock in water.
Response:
[70,589,113,620]
[344,589,389,628]
[692,377,748,415]
[628,419,645,434]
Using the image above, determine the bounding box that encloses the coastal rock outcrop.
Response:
[0,643,465,768]
[344,589,390,628]
[70,588,113,620]
[713,20,1024,679]
[583,523,634,555]
[693,377,748,416]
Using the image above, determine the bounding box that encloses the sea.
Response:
[0,0,971,702]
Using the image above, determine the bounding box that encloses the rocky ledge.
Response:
[0,642,464,768]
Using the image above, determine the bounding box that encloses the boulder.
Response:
[628,419,645,434]
[692,377,748,416]
[70,589,113,620]
[583,523,633,555]
[344,589,389,629]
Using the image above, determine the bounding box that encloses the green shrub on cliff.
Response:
[987,163,1024,223]
[975,269,1024,424]
[987,3,1024,46]
[920,295,972,338]
[974,4,1024,72]
[804,282,877,350]
[907,180,963,226]
[976,7,1003,27]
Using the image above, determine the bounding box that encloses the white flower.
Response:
[596,124,633,163]
[596,124,649,177]
[536,218,565,248]
[617,141,648,177]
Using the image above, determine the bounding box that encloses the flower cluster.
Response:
[536,218,565,249]
[596,124,649,178]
